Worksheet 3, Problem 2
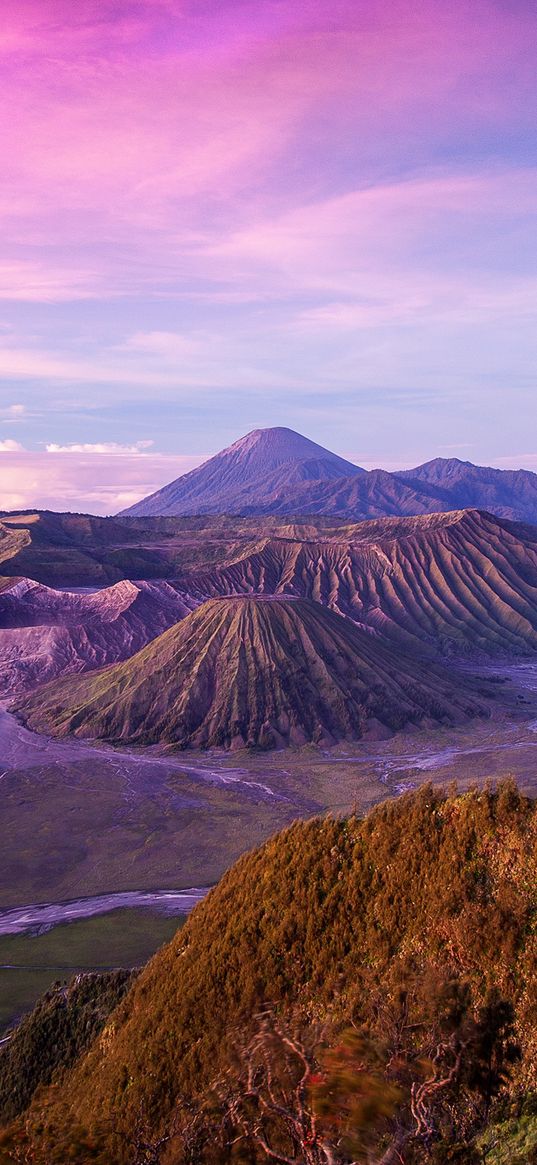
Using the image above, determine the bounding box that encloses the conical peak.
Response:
[204,593,300,606]
[218,426,354,465]
[225,426,300,452]
[16,585,486,751]
[119,427,363,516]
[182,594,320,635]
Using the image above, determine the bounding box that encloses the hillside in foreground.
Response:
[3,783,535,1163]
[13,596,489,748]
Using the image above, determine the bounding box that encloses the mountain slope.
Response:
[13,785,537,1164]
[119,427,364,517]
[0,970,135,1125]
[116,426,537,523]
[199,460,537,523]
[13,596,487,748]
[2,511,537,700]
[398,457,537,521]
[0,511,329,586]
[0,520,31,567]
[0,578,195,694]
[213,465,447,519]
[184,509,537,657]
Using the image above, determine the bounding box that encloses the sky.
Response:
[0,0,536,514]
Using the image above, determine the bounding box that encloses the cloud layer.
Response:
[0,448,204,514]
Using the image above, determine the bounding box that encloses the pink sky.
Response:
[0,0,536,510]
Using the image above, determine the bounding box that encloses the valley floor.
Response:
[1,659,537,1033]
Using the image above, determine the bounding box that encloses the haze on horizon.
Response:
[0,0,536,514]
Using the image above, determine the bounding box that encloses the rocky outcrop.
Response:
[0,578,196,693]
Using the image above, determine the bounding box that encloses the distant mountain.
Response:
[119,427,364,517]
[118,428,537,524]
[396,457,537,521]
[226,466,446,519]
[14,596,487,749]
[0,577,195,694]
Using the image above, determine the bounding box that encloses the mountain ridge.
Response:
[182,508,537,657]
[0,577,196,694]
[118,427,537,523]
[2,509,537,668]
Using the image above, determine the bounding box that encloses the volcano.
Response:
[119,427,364,517]
[183,509,537,657]
[15,596,487,749]
[117,427,537,524]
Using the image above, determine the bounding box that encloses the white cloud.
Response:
[0,439,25,452]
[0,403,27,421]
[45,441,154,454]
[0,450,206,515]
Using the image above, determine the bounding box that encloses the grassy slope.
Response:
[0,513,336,586]
[0,524,30,570]
[0,969,135,1124]
[14,783,536,1162]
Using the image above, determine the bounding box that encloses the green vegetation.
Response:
[0,522,30,570]
[0,970,134,1124]
[1,782,534,1163]
[479,1112,537,1163]
[0,512,337,586]
[0,908,185,1033]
